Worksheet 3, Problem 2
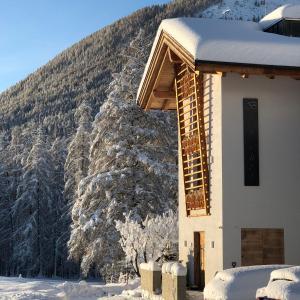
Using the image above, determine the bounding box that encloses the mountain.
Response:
[0,0,217,139]
[200,0,300,21]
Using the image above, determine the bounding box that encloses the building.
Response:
[137,4,300,289]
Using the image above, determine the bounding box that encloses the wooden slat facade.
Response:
[175,64,210,216]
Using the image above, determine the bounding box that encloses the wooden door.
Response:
[241,228,284,266]
[194,232,205,290]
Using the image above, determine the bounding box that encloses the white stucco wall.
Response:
[178,74,223,285]
[221,73,300,269]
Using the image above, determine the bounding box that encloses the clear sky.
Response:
[0,0,170,93]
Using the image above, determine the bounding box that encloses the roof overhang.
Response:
[137,30,195,111]
[137,29,300,111]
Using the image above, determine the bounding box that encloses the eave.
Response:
[137,30,195,111]
[196,60,300,78]
[137,31,300,111]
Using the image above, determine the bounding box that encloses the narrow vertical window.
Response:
[243,98,259,186]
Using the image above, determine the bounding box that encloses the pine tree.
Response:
[61,102,92,277]
[50,138,70,277]
[64,101,92,207]
[68,31,178,277]
[0,128,26,275]
[13,129,57,276]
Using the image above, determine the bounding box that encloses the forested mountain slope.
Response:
[0,0,217,138]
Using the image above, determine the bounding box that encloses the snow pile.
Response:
[171,263,187,276]
[257,280,300,300]
[57,280,104,299]
[162,262,187,276]
[256,266,300,300]
[259,4,300,29]
[271,266,300,282]
[0,276,142,300]
[121,288,142,298]
[141,290,163,300]
[204,265,291,300]
[162,262,175,274]
[140,261,161,272]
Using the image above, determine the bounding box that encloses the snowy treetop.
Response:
[259,4,300,30]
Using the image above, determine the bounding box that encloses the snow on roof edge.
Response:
[137,16,300,105]
[259,4,300,30]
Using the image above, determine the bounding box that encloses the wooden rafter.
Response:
[167,47,182,64]
[196,61,300,77]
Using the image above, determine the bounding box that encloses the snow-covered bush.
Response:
[115,210,178,276]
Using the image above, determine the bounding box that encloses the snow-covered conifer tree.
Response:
[64,101,92,207]
[0,128,26,275]
[68,31,178,277]
[13,128,58,276]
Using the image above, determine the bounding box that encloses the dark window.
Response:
[243,99,259,186]
[265,19,300,37]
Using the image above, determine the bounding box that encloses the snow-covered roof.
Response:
[156,17,300,67]
[137,11,300,108]
[259,4,300,30]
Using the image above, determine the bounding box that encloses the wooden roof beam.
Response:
[167,48,182,64]
[196,62,300,78]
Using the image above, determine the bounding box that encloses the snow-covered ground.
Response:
[0,277,141,300]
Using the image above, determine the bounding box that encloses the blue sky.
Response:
[0,0,169,93]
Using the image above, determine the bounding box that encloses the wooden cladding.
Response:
[241,228,284,266]
[243,99,259,186]
[175,64,209,216]
[194,231,205,290]
[265,19,300,38]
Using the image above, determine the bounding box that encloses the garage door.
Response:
[241,228,284,266]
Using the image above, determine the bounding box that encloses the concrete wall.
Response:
[141,269,162,295]
[162,273,186,300]
[178,74,224,285]
[221,74,300,269]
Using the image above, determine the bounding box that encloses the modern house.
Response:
[137,4,300,289]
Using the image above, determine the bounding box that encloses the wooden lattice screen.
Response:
[175,64,209,216]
